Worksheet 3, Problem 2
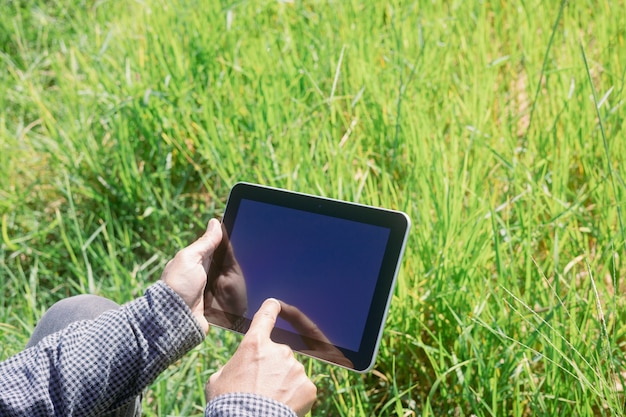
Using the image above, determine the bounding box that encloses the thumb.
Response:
[246,298,281,338]
[187,218,223,264]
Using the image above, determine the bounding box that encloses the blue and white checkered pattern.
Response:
[206,393,296,417]
[0,281,296,417]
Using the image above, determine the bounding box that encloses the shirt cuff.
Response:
[126,281,205,363]
[205,393,297,417]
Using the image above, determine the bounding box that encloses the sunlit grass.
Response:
[1,0,625,415]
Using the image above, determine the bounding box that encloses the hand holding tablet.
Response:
[205,183,410,372]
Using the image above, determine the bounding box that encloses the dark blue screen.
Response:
[229,199,391,351]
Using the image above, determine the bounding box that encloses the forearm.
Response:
[0,281,204,416]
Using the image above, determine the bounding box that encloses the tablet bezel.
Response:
[207,182,410,372]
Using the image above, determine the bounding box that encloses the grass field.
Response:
[1,0,626,415]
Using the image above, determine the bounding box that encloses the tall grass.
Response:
[1,0,625,415]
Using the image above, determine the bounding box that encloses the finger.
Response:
[187,218,223,259]
[247,298,281,338]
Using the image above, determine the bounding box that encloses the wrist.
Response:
[160,280,208,336]
[192,310,209,335]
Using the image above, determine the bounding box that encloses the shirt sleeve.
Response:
[205,393,298,417]
[0,281,205,416]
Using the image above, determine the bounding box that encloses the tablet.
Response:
[205,182,410,372]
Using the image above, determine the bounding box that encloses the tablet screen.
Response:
[232,198,390,352]
[205,183,410,372]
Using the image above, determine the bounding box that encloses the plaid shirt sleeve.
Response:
[206,393,297,417]
[0,281,205,416]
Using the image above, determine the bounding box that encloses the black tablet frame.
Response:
[207,182,410,372]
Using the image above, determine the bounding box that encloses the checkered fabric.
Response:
[206,393,296,417]
[0,281,296,417]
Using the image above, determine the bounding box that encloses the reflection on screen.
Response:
[229,199,390,352]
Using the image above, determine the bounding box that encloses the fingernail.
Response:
[267,298,281,310]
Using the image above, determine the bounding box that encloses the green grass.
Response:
[1,0,625,415]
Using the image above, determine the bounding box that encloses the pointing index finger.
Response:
[247,298,281,338]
